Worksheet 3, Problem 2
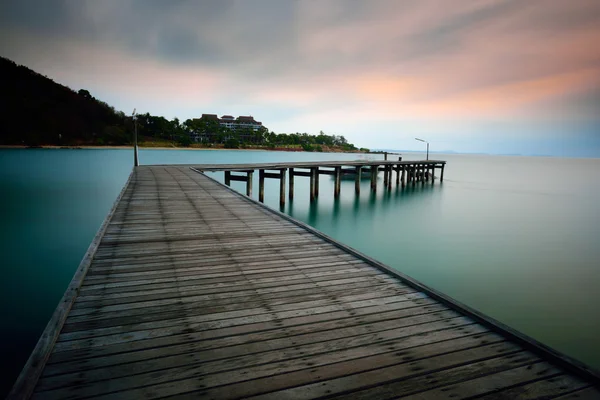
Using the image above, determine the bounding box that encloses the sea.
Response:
[1,148,599,395]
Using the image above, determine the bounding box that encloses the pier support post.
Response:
[246,171,253,196]
[383,165,389,187]
[396,165,400,186]
[387,166,392,189]
[355,166,361,194]
[334,167,341,198]
[412,165,416,186]
[440,164,445,182]
[289,168,294,200]
[421,164,426,184]
[315,167,320,198]
[310,167,316,202]
[371,165,378,191]
[279,169,286,207]
[259,169,265,202]
[431,165,435,184]
[225,171,231,186]
[401,166,406,187]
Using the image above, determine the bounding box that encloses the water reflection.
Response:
[303,181,441,228]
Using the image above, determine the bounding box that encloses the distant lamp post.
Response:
[132,109,139,167]
[415,138,429,160]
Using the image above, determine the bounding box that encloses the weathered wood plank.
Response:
[47,301,447,365]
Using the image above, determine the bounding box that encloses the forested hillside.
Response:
[0,57,364,151]
[0,56,130,146]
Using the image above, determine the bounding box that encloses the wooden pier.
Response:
[193,160,446,206]
[10,165,600,399]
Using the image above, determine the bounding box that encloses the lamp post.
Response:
[415,137,429,160]
[132,109,139,167]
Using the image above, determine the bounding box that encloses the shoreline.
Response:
[0,144,367,153]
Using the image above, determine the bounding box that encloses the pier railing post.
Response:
[288,168,294,200]
[334,167,341,198]
[259,169,265,202]
[246,171,253,196]
[279,169,286,207]
[225,171,231,186]
[355,166,361,194]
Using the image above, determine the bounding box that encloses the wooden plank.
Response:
[228,174,248,182]
[399,361,561,399]
[62,284,414,333]
[473,374,591,399]
[45,304,452,377]
[47,301,447,365]
[59,292,421,342]
[37,313,474,391]
[34,338,523,399]
[262,172,281,179]
[552,386,600,399]
[236,350,538,400]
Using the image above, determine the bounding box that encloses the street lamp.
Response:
[415,138,429,160]
[132,108,139,167]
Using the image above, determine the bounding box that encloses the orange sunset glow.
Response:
[1,0,599,156]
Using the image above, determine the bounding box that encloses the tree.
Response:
[78,89,93,100]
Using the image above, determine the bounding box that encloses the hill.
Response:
[0,56,130,146]
[0,56,364,151]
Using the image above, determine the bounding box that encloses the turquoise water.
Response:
[1,148,599,394]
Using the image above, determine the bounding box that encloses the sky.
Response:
[1,0,599,156]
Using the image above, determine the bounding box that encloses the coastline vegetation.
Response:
[1,56,367,153]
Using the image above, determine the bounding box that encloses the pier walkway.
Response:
[11,165,600,399]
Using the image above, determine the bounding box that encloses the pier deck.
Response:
[11,165,599,399]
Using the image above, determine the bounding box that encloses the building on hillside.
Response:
[232,116,263,132]
[192,114,266,144]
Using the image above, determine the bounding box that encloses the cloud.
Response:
[1,0,599,154]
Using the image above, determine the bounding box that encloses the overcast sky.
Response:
[1,0,599,156]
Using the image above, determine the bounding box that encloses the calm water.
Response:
[1,148,599,394]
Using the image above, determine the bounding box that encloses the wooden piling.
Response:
[441,164,445,182]
[315,167,320,197]
[246,171,253,196]
[401,165,406,187]
[334,167,341,198]
[388,165,393,189]
[371,165,378,191]
[383,165,389,187]
[310,167,316,202]
[259,169,265,202]
[289,168,294,200]
[224,171,231,186]
[396,165,400,186]
[279,169,286,207]
[355,166,361,194]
